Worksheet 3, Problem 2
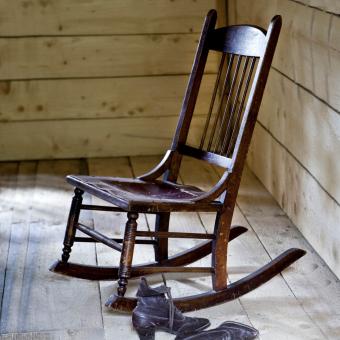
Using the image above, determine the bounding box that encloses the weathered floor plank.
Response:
[87,157,153,340]
[180,157,326,340]
[0,157,339,339]
[0,162,20,325]
[0,328,105,340]
[0,160,102,335]
[234,166,340,339]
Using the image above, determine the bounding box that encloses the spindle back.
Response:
[168,10,281,195]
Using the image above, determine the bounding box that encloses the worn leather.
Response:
[175,321,259,339]
[132,278,210,339]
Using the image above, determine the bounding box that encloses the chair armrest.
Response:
[192,170,231,203]
[137,150,174,181]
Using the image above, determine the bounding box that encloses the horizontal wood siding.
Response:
[261,71,340,203]
[0,116,206,160]
[248,124,340,277]
[229,0,340,277]
[0,0,224,160]
[294,0,340,14]
[0,0,217,36]
[0,75,216,121]
[0,35,219,80]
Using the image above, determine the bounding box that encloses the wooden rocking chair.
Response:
[50,10,306,312]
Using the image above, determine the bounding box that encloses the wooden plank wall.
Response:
[0,0,225,160]
[228,0,340,277]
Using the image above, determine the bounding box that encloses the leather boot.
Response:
[132,277,210,340]
[175,321,259,339]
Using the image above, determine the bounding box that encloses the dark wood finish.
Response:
[138,150,174,181]
[105,248,306,312]
[50,263,213,279]
[209,25,266,56]
[50,225,247,280]
[74,236,156,245]
[76,223,123,252]
[117,212,138,296]
[128,266,214,275]
[61,188,83,263]
[52,10,306,312]
[153,212,170,263]
[80,204,126,212]
[135,230,215,239]
[178,144,232,168]
[66,174,223,213]
[212,210,230,290]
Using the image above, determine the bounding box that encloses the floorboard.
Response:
[0,160,102,335]
[0,157,338,339]
[180,157,325,340]
[234,166,340,339]
[0,162,19,322]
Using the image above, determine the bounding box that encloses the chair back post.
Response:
[165,10,217,182]
[185,15,281,209]
[224,16,282,206]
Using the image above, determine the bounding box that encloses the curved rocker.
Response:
[50,225,247,280]
[105,248,306,313]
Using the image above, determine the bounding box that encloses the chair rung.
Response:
[178,144,232,168]
[74,236,156,245]
[131,266,214,275]
[80,204,159,214]
[80,204,126,212]
[135,231,215,239]
[77,223,123,252]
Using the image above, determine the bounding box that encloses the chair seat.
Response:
[67,175,222,212]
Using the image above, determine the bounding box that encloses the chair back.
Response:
[169,10,281,191]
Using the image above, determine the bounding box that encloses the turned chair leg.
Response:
[117,212,139,297]
[61,188,84,263]
[212,210,231,291]
[154,212,169,263]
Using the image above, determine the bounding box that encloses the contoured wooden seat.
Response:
[50,10,306,312]
[66,175,221,212]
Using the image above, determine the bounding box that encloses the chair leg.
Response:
[154,212,169,263]
[117,212,139,297]
[212,210,231,291]
[61,188,83,263]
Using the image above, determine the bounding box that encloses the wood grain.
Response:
[229,0,340,112]
[236,165,340,339]
[0,157,339,338]
[130,155,252,329]
[260,70,340,203]
[0,329,105,340]
[179,157,325,339]
[0,34,218,80]
[0,2,223,160]
[228,0,340,282]
[248,123,340,278]
[294,0,340,14]
[0,160,102,334]
[0,75,216,121]
[0,162,19,321]
[0,116,206,161]
[0,0,217,36]
[87,157,152,339]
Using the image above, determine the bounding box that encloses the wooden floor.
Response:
[0,156,339,340]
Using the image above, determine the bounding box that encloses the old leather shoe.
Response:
[132,277,210,340]
[175,321,259,339]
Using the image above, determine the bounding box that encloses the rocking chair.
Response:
[50,10,306,312]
